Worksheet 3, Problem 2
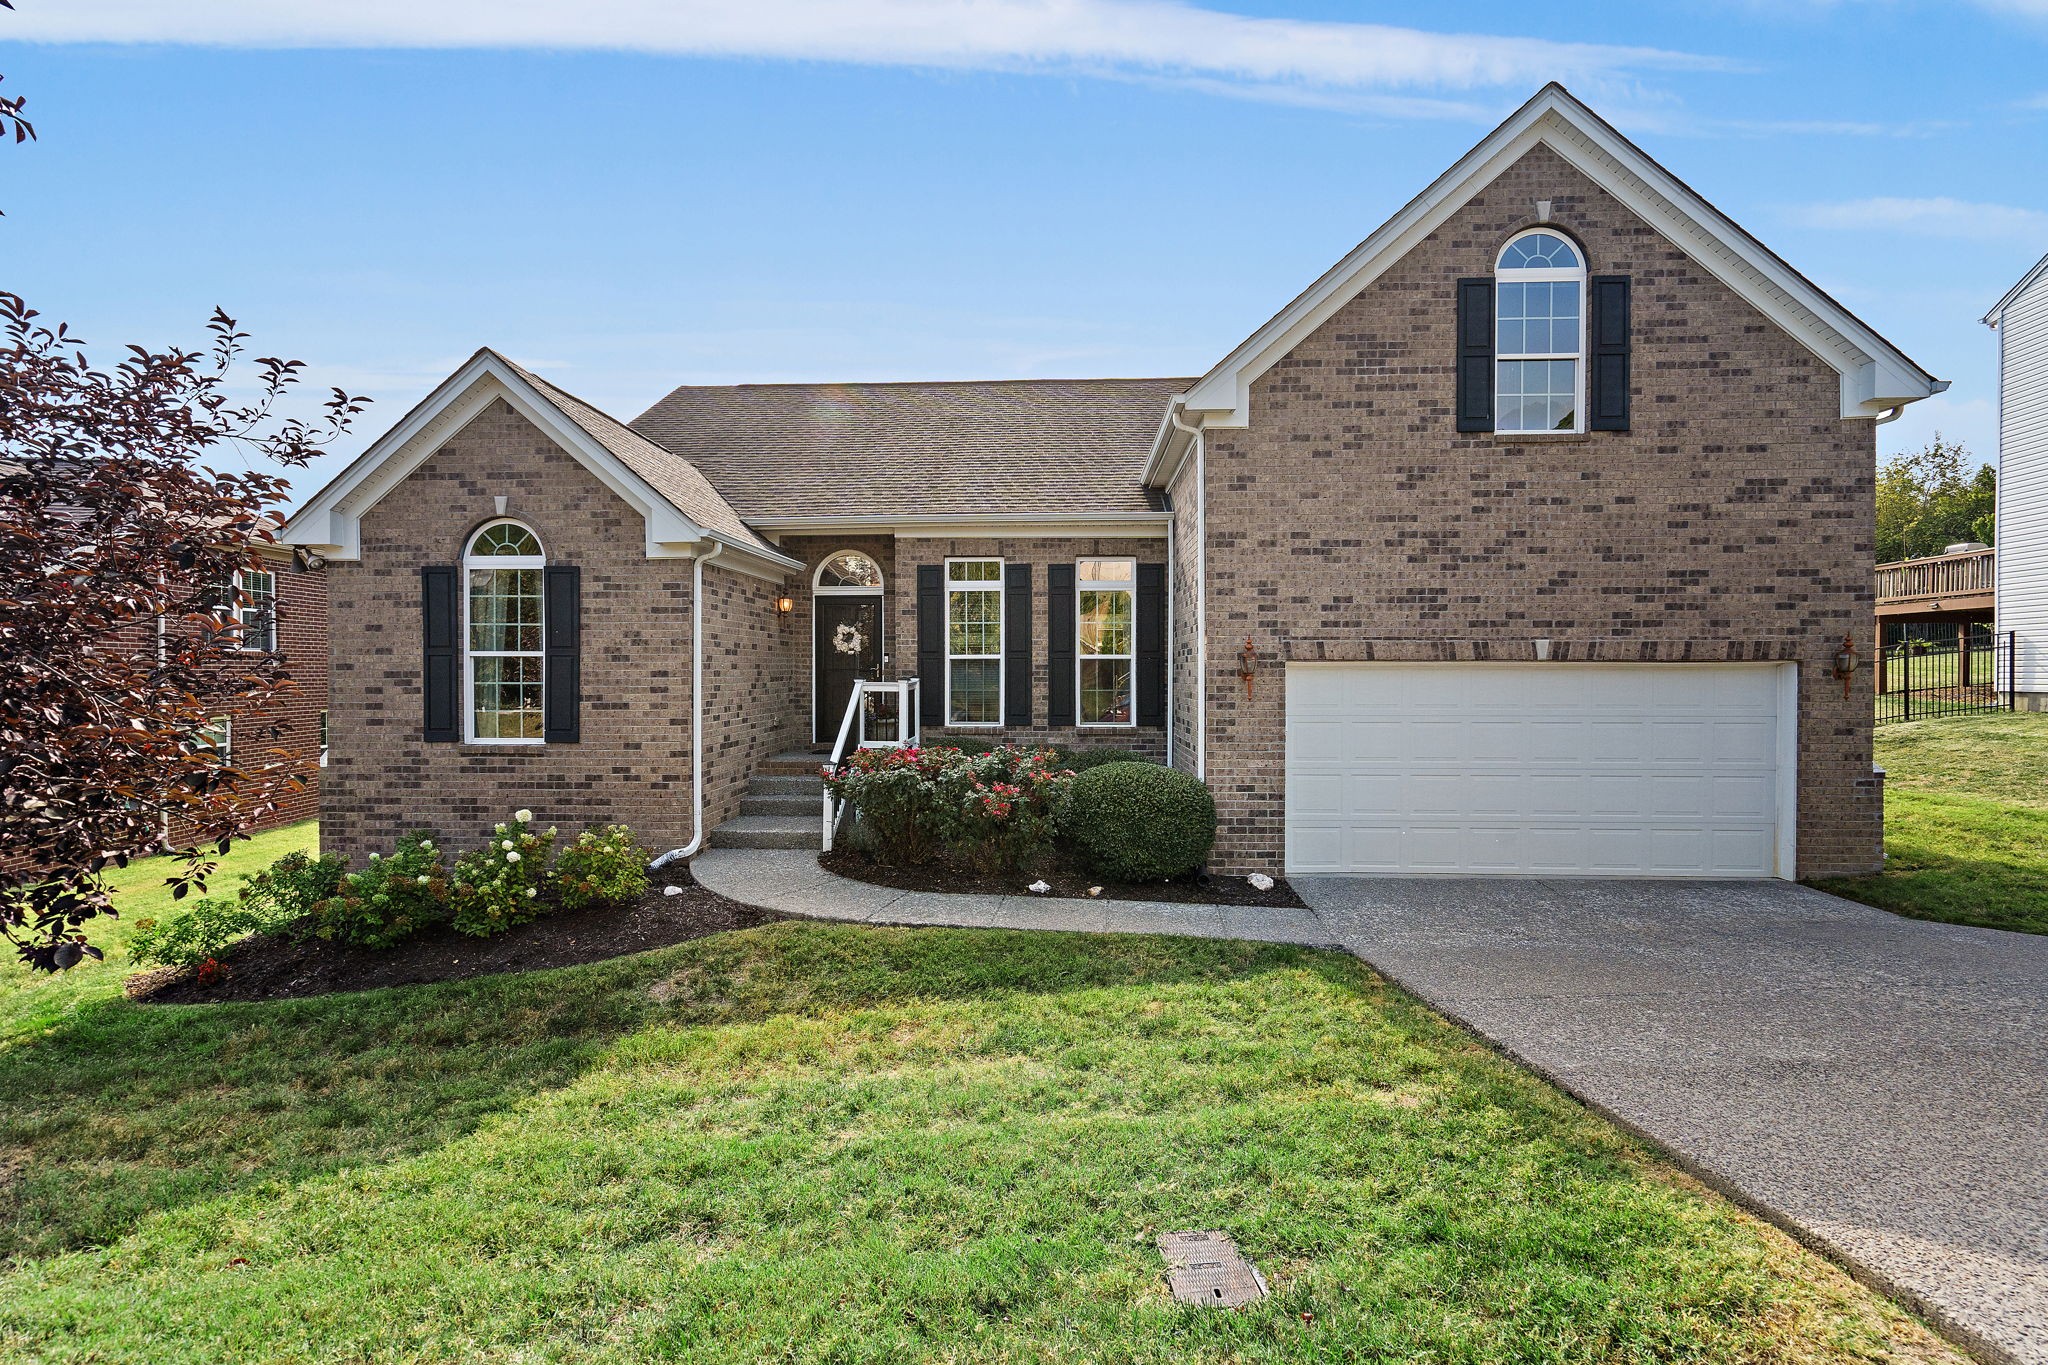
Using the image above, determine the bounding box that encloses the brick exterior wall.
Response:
[1193,143,1882,877]
[222,546,326,834]
[887,536,1171,757]
[323,398,805,864]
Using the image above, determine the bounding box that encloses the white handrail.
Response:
[821,677,920,851]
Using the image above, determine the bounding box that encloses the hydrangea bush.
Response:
[306,832,448,948]
[449,810,557,937]
[129,898,268,970]
[554,824,651,910]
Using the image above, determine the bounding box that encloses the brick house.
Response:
[284,85,1942,881]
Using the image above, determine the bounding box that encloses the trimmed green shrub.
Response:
[129,899,266,969]
[1063,762,1216,882]
[1058,747,1154,772]
[308,832,448,948]
[450,810,557,937]
[555,824,651,910]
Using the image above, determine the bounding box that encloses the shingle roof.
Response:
[493,353,780,556]
[629,378,1189,521]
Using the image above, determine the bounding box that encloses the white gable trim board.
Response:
[282,351,801,580]
[1284,662,1799,879]
[1146,85,1943,485]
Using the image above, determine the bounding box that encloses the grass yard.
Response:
[0,882,1958,1362]
[1813,711,2048,935]
[0,820,320,1046]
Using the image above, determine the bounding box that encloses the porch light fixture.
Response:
[774,593,795,615]
[1832,634,1859,698]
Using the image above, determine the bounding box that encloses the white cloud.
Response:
[1787,196,2048,241]
[6,0,1722,115]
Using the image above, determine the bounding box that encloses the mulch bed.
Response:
[127,873,786,1005]
[820,850,1307,909]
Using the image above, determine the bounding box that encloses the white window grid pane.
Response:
[237,570,277,651]
[948,558,1002,584]
[464,529,545,742]
[945,559,1005,725]
[1080,659,1134,725]
[1077,566,1135,726]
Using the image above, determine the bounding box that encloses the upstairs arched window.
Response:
[464,520,546,742]
[1494,230,1585,433]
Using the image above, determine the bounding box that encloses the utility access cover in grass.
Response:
[1159,1229,1269,1308]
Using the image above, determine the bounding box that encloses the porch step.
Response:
[708,813,818,850]
[754,749,829,777]
[740,790,818,817]
[749,773,824,797]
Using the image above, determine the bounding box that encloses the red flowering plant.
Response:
[824,744,1074,872]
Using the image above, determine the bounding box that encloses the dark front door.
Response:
[814,595,883,743]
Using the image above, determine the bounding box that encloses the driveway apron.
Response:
[1294,876,2048,1365]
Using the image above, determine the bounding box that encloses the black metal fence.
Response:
[1875,626,2015,724]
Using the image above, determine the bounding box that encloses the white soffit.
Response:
[283,349,796,577]
[1171,83,1942,441]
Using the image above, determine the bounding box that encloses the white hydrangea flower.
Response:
[501,840,514,851]
[416,875,429,885]
[515,809,533,823]
[368,853,380,861]
[506,850,521,863]
[526,888,537,898]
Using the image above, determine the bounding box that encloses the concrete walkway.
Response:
[690,848,2048,1365]
[689,847,1333,946]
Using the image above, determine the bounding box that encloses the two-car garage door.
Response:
[1284,663,1794,878]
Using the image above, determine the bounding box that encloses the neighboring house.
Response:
[284,84,1944,881]
[1985,250,2048,711]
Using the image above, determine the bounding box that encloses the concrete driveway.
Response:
[1292,877,2048,1365]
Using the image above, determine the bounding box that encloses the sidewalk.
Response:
[687,847,1335,947]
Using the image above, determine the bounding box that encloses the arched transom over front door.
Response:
[813,551,885,743]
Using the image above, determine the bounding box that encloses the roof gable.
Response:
[1153,83,1942,480]
[1986,249,2048,327]
[282,349,797,576]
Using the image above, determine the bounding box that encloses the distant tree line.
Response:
[1876,435,1995,565]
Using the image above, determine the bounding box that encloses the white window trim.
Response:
[462,518,547,746]
[1494,228,1587,435]
[1076,557,1138,730]
[943,556,1004,728]
[228,567,278,654]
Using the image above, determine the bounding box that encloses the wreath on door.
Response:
[833,622,866,656]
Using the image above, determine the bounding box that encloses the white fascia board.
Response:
[282,350,707,561]
[1174,84,1940,430]
[1985,250,2048,328]
[695,531,804,580]
[748,512,1172,539]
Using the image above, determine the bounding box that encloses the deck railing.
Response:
[1875,547,1995,606]
[820,677,920,851]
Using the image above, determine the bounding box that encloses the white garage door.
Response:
[1284,663,1793,878]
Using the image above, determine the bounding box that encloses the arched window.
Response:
[1494,229,1585,433]
[814,550,884,591]
[464,520,546,742]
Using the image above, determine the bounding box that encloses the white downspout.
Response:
[1166,403,1207,781]
[651,541,726,869]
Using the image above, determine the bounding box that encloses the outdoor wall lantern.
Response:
[773,593,795,616]
[1832,634,1859,698]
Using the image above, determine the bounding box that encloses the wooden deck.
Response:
[1875,547,1995,619]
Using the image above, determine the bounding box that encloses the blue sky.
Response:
[5,0,2045,504]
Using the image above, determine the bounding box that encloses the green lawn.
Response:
[1814,711,2048,935]
[0,820,320,1048]
[0,903,1957,1362]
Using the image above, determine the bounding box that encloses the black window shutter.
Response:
[1136,563,1166,728]
[543,565,581,744]
[1456,277,1495,433]
[1589,274,1631,432]
[1003,563,1032,728]
[421,566,459,742]
[1046,564,1075,727]
[916,565,944,726]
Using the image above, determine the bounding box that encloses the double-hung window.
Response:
[945,558,1003,726]
[1077,557,1135,727]
[1494,230,1585,434]
[225,568,277,652]
[464,521,546,743]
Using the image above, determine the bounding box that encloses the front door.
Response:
[814,595,883,744]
